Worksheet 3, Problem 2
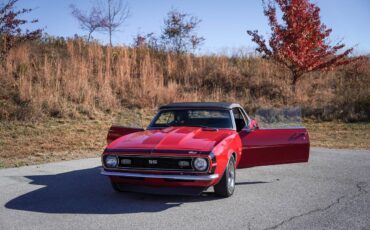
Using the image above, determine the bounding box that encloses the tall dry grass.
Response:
[0,37,369,121]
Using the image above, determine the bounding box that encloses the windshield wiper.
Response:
[188,125,215,129]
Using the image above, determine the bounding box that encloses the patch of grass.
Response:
[0,119,368,168]
[0,119,111,168]
[304,121,370,149]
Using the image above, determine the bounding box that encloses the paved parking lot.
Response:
[0,148,369,230]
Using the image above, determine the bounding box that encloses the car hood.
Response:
[107,126,235,152]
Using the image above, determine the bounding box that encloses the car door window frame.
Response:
[239,107,251,128]
[233,107,248,132]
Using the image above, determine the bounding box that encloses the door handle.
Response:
[289,132,306,141]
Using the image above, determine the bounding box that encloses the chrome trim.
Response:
[101,170,219,181]
[103,155,211,172]
[147,108,235,130]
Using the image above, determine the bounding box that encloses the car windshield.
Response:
[149,109,233,129]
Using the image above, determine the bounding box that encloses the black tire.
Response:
[111,181,123,192]
[214,155,236,197]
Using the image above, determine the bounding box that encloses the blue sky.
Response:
[17,0,370,54]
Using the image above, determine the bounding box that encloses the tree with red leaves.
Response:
[0,0,42,60]
[247,0,361,93]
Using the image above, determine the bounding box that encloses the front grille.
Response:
[117,156,195,171]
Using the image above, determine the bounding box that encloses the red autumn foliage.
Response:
[247,0,363,92]
[0,0,42,59]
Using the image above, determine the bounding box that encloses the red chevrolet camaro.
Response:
[101,102,310,197]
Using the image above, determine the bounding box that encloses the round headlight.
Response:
[193,158,208,171]
[105,155,118,168]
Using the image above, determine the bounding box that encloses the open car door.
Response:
[107,125,144,145]
[233,107,309,169]
[237,127,310,168]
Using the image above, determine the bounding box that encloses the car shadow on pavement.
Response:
[235,181,270,186]
[5,167,270,214]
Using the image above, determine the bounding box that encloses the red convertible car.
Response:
[101,102,310,197]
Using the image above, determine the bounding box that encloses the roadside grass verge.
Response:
[0,120,110,168]
[305,121,370,149]
[0,119,369,168]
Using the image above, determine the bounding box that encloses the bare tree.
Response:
[100,0,130,46]
[160,9,204,53]
[70,4,105,41]
[132,32,160,50]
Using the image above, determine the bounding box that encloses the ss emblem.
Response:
[148,159,158,165]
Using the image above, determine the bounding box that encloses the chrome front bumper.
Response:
[101,170,219,181]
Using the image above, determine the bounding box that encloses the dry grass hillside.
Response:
[0,38,369,167]
[1,38,369,122]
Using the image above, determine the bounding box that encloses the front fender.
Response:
[211,132,242,184]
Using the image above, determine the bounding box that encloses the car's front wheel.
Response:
[214,155,236,197]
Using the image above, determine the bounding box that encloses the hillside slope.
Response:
[0,38,369,121]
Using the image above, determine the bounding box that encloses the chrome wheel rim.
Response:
[227,159,235,193]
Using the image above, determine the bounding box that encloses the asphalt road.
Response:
[0,148,369,230]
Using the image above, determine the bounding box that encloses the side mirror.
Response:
[249,118,259,130]
[242,119,258,133]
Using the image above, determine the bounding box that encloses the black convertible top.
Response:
[159,102,241,110]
